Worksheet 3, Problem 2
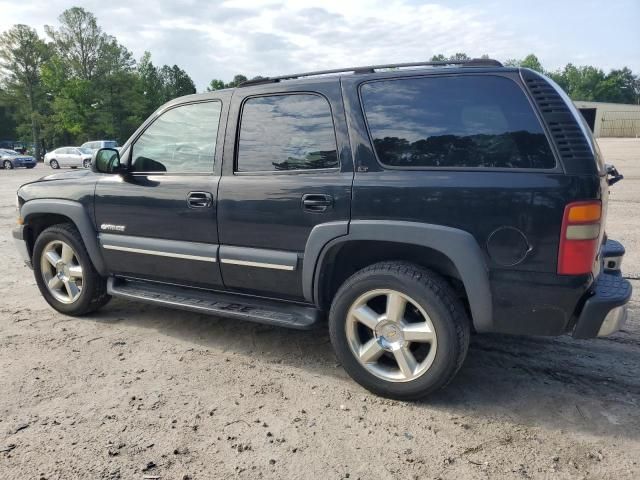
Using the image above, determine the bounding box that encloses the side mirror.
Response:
[93,148,123,174]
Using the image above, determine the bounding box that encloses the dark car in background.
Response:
[0,149,36,169]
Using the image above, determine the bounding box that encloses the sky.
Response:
[0,0,638,90]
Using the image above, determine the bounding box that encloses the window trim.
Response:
[128,99,223,176]
[234,91,340,176]
[358,73,561,173]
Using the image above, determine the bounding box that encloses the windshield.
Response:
[104,141,118,148]
[80,147,93,154]
[0,149,18,156]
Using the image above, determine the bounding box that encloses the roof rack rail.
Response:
[239,58,503,87]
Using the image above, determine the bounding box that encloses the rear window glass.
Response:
[361,75,556,169]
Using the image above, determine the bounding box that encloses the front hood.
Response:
[18,168,98,204]
[38,169,93,182]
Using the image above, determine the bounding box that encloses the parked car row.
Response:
[1,140,119,170]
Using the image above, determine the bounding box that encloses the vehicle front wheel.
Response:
[49,159,59,169]
[32,224,110,315]
[83,159,91,168]
[329,261,470,400]
[3,160,13,169]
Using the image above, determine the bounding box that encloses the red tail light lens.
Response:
[558,201,601,275]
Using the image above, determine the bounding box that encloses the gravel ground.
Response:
[1,139,639,480]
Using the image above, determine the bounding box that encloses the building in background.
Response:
[576,101,640,138]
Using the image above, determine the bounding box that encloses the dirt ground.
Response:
[1,139,639,480]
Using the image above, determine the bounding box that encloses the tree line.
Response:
[1,8,638,160]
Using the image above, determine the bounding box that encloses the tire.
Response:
[27,165,36,169]
[50,159,59,169]
[83,159,91,168]
[329,261,470,400]
[32,223,110,316]
[3,160,13,169]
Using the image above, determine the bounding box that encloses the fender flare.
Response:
[304,220,493,333]
[21,199,107,276]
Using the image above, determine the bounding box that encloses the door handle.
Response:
[302,193,333,213]
[187,191,213,208]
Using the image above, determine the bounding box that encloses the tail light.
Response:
[557,201,602,275]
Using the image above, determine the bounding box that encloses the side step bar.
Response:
[107,278,321,330]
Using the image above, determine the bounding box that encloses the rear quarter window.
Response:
[360,75,556,169]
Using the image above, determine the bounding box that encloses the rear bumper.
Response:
[12,225,32,268]
[572,239,632,339]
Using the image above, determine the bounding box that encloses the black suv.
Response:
[12,59,631,399]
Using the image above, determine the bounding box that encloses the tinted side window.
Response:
[361,76,555,169]
[237,94,338,172]
[132,101,221,173]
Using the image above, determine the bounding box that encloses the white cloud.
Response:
[0,0,638,90]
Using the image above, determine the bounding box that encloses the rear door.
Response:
[217,80,353,301]
[94,94,229,288]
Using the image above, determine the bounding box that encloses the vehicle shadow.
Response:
[90,296,640,439]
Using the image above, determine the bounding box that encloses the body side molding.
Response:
[99,233,218,262]
[21,199,107,275]
[219,245,299,271]
[308,220,493,333]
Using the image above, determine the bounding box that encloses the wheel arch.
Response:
[304,220,493,333]
[21,199,107,275]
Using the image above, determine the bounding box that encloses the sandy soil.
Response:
[1,139,639,480]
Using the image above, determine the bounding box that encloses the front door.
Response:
[94,96,228,289]
[217,82,353,301]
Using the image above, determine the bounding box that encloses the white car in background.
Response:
[44,147,94,169]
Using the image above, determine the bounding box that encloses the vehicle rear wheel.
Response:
[329,261,470,400]
[50,159,59,169]
[3,160,13,169]
[33,224,110,315]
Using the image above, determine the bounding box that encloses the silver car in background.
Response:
[44,147,93,169]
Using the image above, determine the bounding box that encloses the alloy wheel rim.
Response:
[345,289,437,383]
[4,160,12,169]
[40,240,83,304]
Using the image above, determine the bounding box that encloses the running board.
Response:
[107,278,320,330]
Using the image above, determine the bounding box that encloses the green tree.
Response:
[137,51,164,116]
[159,64,196,100]
[225,74,248,88]
[207,79,225,91]
[430,53,470,62]
[43,7,144,145]
[504,54,544,73]
[45,7,105,81]
[0,24,48,159]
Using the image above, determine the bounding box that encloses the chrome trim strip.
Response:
[103,244,217,262]
[220,258,295,271]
